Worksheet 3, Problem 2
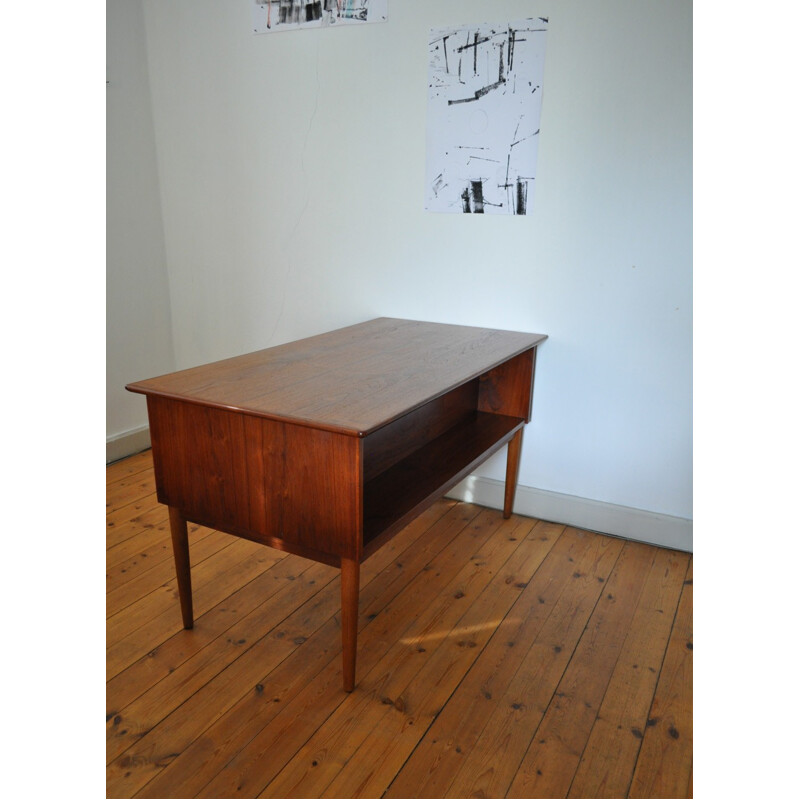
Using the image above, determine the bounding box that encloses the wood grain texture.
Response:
[628,560,693,798]
[567,549,691,798]
[146,397,362,562]
[128,318,545,694]
[478,346,537,420]
[107,453,692,798]
[321,517,563,800]
[341,558,360,692]
[168,507,194,629]
[363,412,524,552]
[504,427,524,518]
[257,510,542,799]
[361,379,478,482]
[505,543,687,799]
[127,318,546,436]
[385,526,623,799]
[136,502,463,800]
[106,536,281,680]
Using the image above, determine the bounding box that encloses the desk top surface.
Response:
[127,318,546,436]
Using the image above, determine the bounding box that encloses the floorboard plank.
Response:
[106,450,154,484]
[106,527,233,617]
[107,553,315,715]
[106,531,244,636]
[437,527,625,799]
[259,512,540,799]
[323,517,564,800]
[135,501,462,799]
[114,504,478,799]
[628,559,693,798]
[105,453,692,799]
[107,471,157,510]
[191,504,493,800]
[107,512,171,574]
[107,519,219,595]
[106,537,281,679]
[505,541,658,798]
[567,548,690,798]
[106,495,163,547]
[107,555,326,764]
[384,524,589,799]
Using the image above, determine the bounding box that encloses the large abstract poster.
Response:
[426,18,548,215]
[252,1,388,34]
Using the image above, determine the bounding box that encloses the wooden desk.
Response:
[126,318,546,691]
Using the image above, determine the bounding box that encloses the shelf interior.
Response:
[362,410,523,553]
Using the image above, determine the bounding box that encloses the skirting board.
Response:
[107,424,151,464]
[447,475,693,553]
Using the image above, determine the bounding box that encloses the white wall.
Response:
[114,0,692,548]
[106,0,175,460]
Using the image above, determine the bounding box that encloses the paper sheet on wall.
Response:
[252,1,387,34]
[426,18,548,215]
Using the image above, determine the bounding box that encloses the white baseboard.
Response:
[106,425,151,464]
[447,475,692,553]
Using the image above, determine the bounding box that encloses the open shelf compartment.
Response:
[362,410,524,556]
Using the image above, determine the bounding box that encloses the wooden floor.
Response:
[107,450,692,799]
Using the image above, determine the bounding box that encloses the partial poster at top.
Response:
[252,1,388,34]
[426,19,548,215]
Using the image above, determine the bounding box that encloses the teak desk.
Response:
[127,318,547,691]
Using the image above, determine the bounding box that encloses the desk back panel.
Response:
[146,396,363,561]
[362,379,479,483]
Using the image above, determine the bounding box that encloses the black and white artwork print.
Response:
[426,19,548,215]
[252,1,387,34]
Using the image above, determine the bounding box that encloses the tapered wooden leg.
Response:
[340,557,360,692]
[168,506,194,629]
[503,428,524,519]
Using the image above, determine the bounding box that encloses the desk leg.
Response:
[168,507,194,630]
[504,428,524,519]
[341,557,360,692]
